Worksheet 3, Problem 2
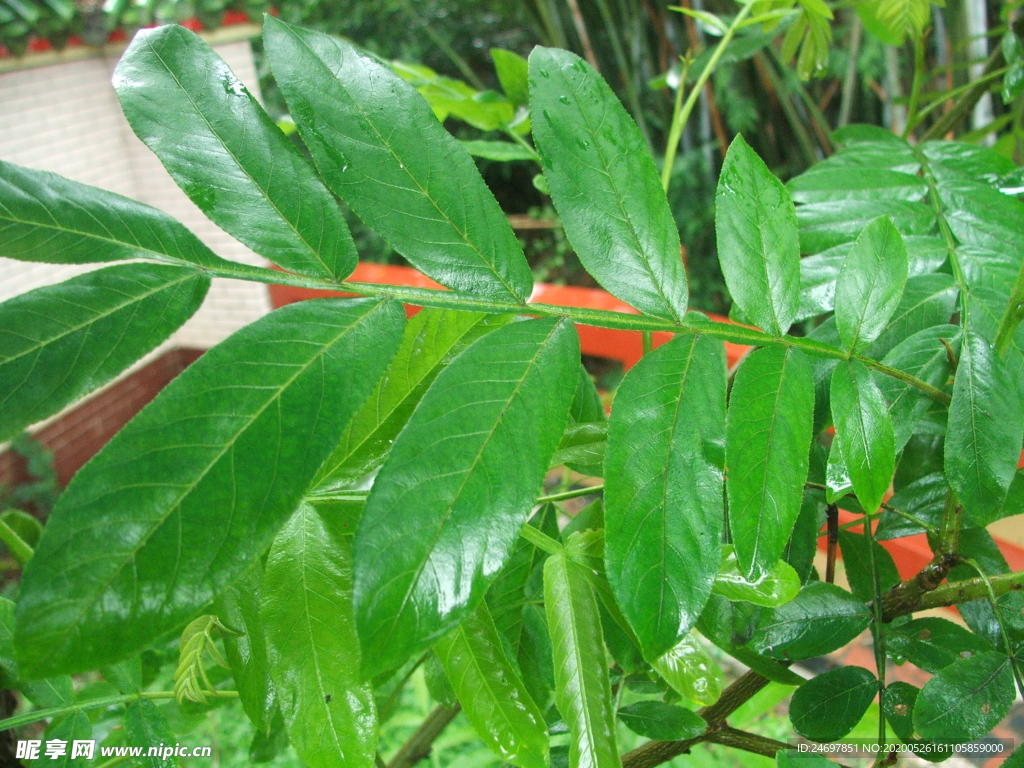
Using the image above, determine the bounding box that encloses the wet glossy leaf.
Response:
[114,25,355,280]
[913,651,1015,742]
[716,135,799,336]
[713,545,800,607]
[354,318,578,677]
[544,550,621,768]
[491,48,529,106]
[868,274,957,358]
[945,331,1024,524]
[262,503,377,768]
[216,562,276,733]
[617,701,706,741]
[796,199,934,254]
[750,582,870,660]
[697,595,804,685]
[887,617,992,673]
[0,263,208,442]
[0,159,229,268]
[834,217,908,352]
[877,325,957,451]
[788,167,927,204]
[15,298,403,677]
[882,683,953,761]
[312,309,503,492]
[605,334,725,659]
[727,346,814,579]
[837,531,899,603]
[434,603,548,768]
[651,633,723,707]
[529,47,687,322]
[831,360,896,513]
[264,17,532,301]
[790,666,876,742]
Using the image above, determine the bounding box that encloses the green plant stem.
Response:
[539,484,605,503]
[920,46,1005,141]
[937,492,961,556]
[903,35,926,138]
[909,67,1010,132]
[0,519,32,564]
[959,558,1024,697]
[203,263,951,405]
[879,567,1024,621]
[0,689,238,732]
[863,519,887,748]
[385,704,460,768]
[660,2,754,191]
[503,127,541,164]
[993,257,1024,357]
[838,13,861,127]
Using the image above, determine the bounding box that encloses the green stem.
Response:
[0,519,33,565]
[959,559,1024,697]
[880,568,1024,620]
[864,519,887,748]
[203,263,951,404]
[903,35,926,139]
[0,690,238,732]
[660,2,754,191]
[937,492,961,556]
[993,257,1024,357]
[539,484,604,503]
[909,67,1009,132]
[503,127,541,164]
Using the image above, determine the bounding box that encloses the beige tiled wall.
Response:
[0,37,272,355]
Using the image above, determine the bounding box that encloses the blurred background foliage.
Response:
[1,0,1020,313]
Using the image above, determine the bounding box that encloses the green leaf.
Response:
[544,551,621,768]
[617,701,706,740]
[491,48,529,106]
[114,25,355,281]
[913,651,1015,742]
[887,618,993,673]
[837,531,899,603]
[697,595,804,685]
[790,666,876,742]
[262,503,377,768]
[14,298,404,677]
[124,699,177,768]
[750,582,871,660]
[264,17,532,302]
[726,346,814,579]
[945,331,1024,524]
[434,602,548,768]
[830,360,896,513]
[882,683,953,761]
[528,47,688,322]
[834,217,908,352]
[0,263,209,442]
[33,708,92,767]
[651,633,724,707]
[460,139,536,162]
[788,167,927,204]
[216,562,276,733]
[796,199,934,254]
[713,545,801,607]
[716,135,800,336]
[354,318,578,677]
[868,274,957,359]
[312,309,503,493]
[605,334,725,659]
[0,159,229,268]
[876,325,957,451]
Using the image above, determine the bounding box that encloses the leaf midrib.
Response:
[32,300,388,667]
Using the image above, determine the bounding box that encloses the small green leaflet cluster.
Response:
[0,17,1022,768]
